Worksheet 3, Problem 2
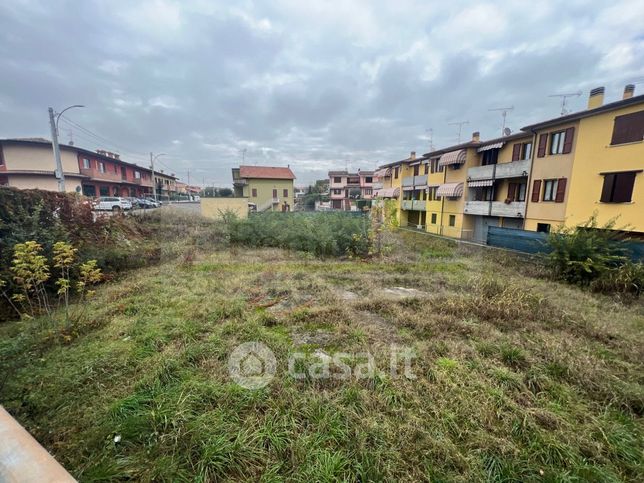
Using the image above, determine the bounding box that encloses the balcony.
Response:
[495,159,530,179]
[80,167,121,182]
[401,200,413,210]
[402,176,414,187]
[467,159,530,181]
[412,200,426,211]
[372,182,384,189]
[464,201,526,218]
[131,177,153,187]
[330,191,346,199]
[233,178,248,186]
[402,174,428,188]
[491,201,526,217]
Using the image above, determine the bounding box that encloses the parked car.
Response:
[136,198,157,208]
[125,197,142,208]
[144,198,162,207]
[93,197,132,212]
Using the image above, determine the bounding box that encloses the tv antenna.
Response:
[425,128,434,152]
[448,120,469,144]
[548,91,581,116]
[240,148,247,164]
[489,106,513,136]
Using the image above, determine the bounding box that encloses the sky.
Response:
[1,0,643,186]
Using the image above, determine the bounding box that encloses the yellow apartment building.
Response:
[232,165,296,212]
[523,85,643,234]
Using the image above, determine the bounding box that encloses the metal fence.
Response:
[486,226,644,261]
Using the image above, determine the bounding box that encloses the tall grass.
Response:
[228,212,371,257]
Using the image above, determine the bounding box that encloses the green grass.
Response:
[0,225,642,481]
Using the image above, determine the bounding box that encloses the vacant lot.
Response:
[0,217,642,481]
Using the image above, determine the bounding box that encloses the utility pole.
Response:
[489,106,514,136]
[187,169,190,200]
[150,152,157,202]
[448,120,469,144]
[48,108,65,192]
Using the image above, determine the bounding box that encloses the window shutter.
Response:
[537,134,547,157]
[600,174,615,202]
[531,180,541,202]
[511,144,521,161]
[555,178,567,202]
[507,183,516,201]
[562,127,575,154]
[611,110,644,145]
[613,172,636,203]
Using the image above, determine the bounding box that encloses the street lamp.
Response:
[150,152,166,202]
[48,104,85,192]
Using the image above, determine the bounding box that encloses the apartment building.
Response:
[0,138,156,198]
[523,85,643,234]
[399,152,430,229]
[328,170,374,210]
[232,165,295,211]
[462,132,533,242]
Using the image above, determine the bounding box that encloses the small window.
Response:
[413,165,420,176]
[82,158,90,169]
[333,177,342,183]
[449,215,456,227]
[394,167,399,179]
[365,176,372,183]
[431,213,437,224]
[99,161,105,173]
[283,189,288,197]
[272,189,278,198]
[537,223,551,233]
[600,172,637,203]
[542,179,558,201]
[481,149,498,166]
[610,110,644,145]
[521,142,532,160]
[364,188,372,196]
[99,186,109,196]
[550,131,565,155]
[424,164,429,175]
[134,171,141,179]
[251,188,257,197]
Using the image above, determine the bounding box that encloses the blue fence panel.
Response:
[487,226,548,255]
[487,226,644,261]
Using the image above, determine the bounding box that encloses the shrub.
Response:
[544,216,632,287]
[590,261,643,296]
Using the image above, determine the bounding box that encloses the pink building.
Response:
[328,170,374,210]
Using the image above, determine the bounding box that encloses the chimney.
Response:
[472,131,480,143]
[587,86,605,109]
[623,84,635,100]
[410,151,416,160]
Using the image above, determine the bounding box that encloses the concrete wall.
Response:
[7,174,84,193]
[201,198,249,219]
[2,144,80,174]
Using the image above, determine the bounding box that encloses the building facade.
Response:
[328,170,375,210]
[232,165,295,211]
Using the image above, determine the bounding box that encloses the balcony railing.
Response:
[80,167,121,182]
[412,200,426,211]
[233,178,248,185]
[401,200,413,210]
[467,159,531,181]
[402,174,428,188]
[464,200,526,218]
[402,176,414,187]
[131,177,153,187]
[372,182,383,189]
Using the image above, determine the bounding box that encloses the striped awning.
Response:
[436,182,464,198]
[427,183,441,188]
[477,142,504,153]
[438,149,466,167]
[468,179,494,187]
[374,187,400,198]
[374,168,391,178]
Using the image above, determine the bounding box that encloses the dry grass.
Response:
[0,227,642,481]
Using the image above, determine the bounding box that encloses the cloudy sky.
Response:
[1,0,643,186]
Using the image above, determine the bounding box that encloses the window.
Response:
[542,179,558,201]
[507,182,526,202]
[365,176,372,183]
[521,142,532,160]
[272,189,278,198]
[537,223,551,233]
[99,186,109,196]
[424,164,429,175]
[394,167,399,179]
[550,131,565,154]
[413,164,420,176]
[431,213,437,224]
[333,176,342,183]
[427,187,437,201]
[449,215,456,227]
[98,161,105,173]
[610,110,644,145]
[134,171,141,179]
[283,189,288,197]
[481,149,498,166]
[332,189,342,195]
[600,171,637,203]
[82,158,90,168]
[364,188,372,196]
[251,188,257,197]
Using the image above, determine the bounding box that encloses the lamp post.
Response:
[48,104,84,192]
[150,152,166,202]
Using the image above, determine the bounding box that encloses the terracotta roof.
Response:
[239,165,296,179]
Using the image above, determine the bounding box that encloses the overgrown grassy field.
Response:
[1,214,642,481]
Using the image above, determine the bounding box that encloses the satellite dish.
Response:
[503,127,512,136]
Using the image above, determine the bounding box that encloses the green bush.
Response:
[227,212,370,257]
[544,216,632,287]
[590,261,643,296]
